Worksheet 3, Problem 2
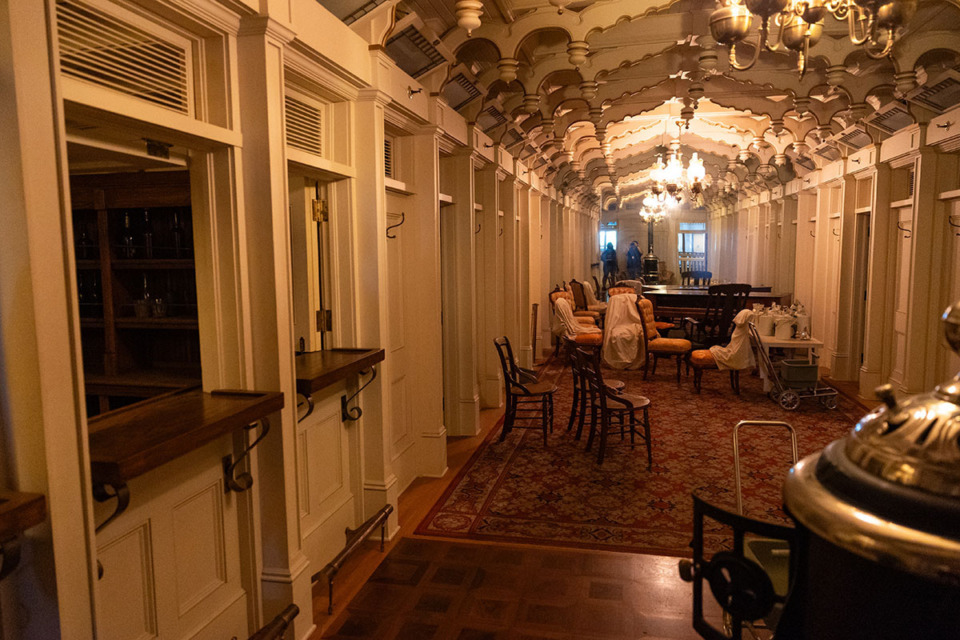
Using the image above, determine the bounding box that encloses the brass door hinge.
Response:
[316,309,333,332]
[312,199,328,222]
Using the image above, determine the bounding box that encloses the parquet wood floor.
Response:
[310,407,723,639]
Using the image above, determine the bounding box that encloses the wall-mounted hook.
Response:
[407,86,422,99]
[832,228,840,237]
[897,221,912,239]
[498,225,503,237]
[809,230,816,238]
[948,215,960,236]
[851,158,861,164]
[936,121,953,129]
[475,223,481,234]
[386,212,405,239]
[483,143,494,148]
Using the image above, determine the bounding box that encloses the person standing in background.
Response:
[626,241,642,279]
[601,242,618,290]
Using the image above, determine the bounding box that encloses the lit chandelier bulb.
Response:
[455,0,484,36]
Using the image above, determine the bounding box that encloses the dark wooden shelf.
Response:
[111,258,195,270]
[0,491,46,541]
[114,317,199,330]
[89,387,284,486]
[85,370,201,397]
[295,348,385,397]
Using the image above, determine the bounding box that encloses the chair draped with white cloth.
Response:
[688,308,756,394]
[601,293,646,370]
[553,297,602,346]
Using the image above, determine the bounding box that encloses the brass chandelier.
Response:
[709,0,917,76]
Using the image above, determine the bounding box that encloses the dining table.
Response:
[641,285,792,317]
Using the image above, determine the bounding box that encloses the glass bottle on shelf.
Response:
[135,272,152,319]
[171,209,185,258]
[77,272,87,316]
[121,212,136,259]
[90,271,102,317]
[142,209,153,259]
[76,222,91,260]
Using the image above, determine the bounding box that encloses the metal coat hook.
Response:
[386,212,405,239]
[223,418,271,493]
[948,216,960,236]
[341,367,378,422]
[809,230,816,238]
[407,86,422,99]
[897,221,912,239]
[851,158,861,164]
[498,225,503,237]
[936,121,953,129]
[475,223,481,234]
[832,228,840,237]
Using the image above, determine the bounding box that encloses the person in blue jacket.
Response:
[601,243,618,290]
[626,241,642,279]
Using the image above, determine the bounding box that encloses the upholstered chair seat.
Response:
[687,349,742,394]
[637,298,692,383]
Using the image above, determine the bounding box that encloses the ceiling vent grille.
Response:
[56,0,190,114]
[285,94,323,156]
[384,137,394,179]
[814,143,842,162]
[385,26,446,78]
[864,102,913,134]
[444,73,482,110]
[907,70,960,113]
[834,126,873,150]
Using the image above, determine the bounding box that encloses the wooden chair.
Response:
[683,283,752,349]
[592,275,603,299]
[681,270,713,286]
[687,349,742,394]
[563,337,625,439]
[549,287,598,324]
[637,298,692,383]
[495,337,557,445]
[570,279,606,325]
[576,346,652,467]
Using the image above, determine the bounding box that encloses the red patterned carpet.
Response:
[417,357,865,556]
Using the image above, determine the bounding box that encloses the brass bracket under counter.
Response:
[341,366,377,422]
[89,387,284,533]
[222,418,270,493]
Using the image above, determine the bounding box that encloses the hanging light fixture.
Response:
[455,0,484,36]
[709,0,917,76]
[650,120,708,198]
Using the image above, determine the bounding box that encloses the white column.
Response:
[519,182,536,368]
[236,17,314,637]
[353,89,400,532]
[501,175,522,356]
[439,151,480,436]
[902,147,958,392]
[475,163,504,408]
[409,128,446,476]
[0,3,96,636]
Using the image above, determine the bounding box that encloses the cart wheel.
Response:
[768,390,781,403]
[779,390,800,411]
[819,395,838,410]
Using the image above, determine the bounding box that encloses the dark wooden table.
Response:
[295,348,385,397]
[642,287,792,309]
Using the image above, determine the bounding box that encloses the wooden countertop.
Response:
[88,387,284,487]
[295,348,385,397]
[0,491,46,540]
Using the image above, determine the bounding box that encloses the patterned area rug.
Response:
[417,357,865,556]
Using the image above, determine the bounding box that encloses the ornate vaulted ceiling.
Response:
[333,0,960,206]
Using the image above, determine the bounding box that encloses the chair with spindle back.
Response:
[684,283,751,349]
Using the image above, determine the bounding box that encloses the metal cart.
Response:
[748,322,839,411]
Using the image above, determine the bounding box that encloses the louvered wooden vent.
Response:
[908,72,960,113]
[285,94,323,156]
[56,0,190,114]
[384,137,394,178]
